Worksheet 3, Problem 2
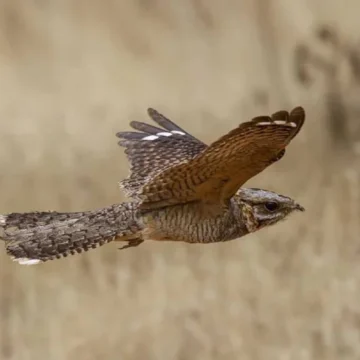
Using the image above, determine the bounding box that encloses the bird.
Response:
[0,106,305,265]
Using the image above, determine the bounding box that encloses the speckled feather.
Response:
[2,203,141,263]
[117,108,207,198]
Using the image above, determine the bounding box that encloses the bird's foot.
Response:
[118,239,144,250]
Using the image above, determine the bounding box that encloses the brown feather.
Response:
[138,107,305,210]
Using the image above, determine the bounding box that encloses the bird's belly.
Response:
[141,221,217,243]
[139,204,233,244]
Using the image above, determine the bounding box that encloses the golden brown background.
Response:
[0,1,360,359]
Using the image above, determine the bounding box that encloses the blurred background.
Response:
[0,0,359,359]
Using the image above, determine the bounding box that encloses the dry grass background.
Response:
[0,0,360,359]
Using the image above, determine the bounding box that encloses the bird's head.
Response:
[233,188,304,232]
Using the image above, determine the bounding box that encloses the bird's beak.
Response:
[295,203,305,212]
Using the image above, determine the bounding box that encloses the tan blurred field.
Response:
[0,1,360,359]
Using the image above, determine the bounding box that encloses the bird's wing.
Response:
[136,107,305,210]
[116,108,207,199]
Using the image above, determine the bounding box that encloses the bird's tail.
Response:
[0,202,140,265]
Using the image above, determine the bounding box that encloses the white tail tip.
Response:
[0,215,6,225]
[13,257,41,265]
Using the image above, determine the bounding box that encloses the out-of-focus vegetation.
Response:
[0,1,359,359]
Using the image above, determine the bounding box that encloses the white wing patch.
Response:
[156,132,172,137]
[143,135,159,141]
[142,130,186,141]
[256,121,297,128]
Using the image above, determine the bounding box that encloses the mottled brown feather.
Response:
[137,107,305,210]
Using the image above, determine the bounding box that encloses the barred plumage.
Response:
[1,203,142,263]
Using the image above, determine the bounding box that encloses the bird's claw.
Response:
[118,239,144,250]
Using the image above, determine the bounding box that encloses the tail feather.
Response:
[0,203,140,264]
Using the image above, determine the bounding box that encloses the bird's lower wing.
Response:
[137,107,305,210]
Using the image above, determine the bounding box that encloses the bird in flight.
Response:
[0,106,305,265]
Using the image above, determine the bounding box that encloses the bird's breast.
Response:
[139,202,240,243]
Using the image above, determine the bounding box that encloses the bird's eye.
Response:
[264,202,279,212]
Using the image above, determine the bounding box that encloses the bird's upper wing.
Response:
[136,107,305,210]
[116,108,207,198]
